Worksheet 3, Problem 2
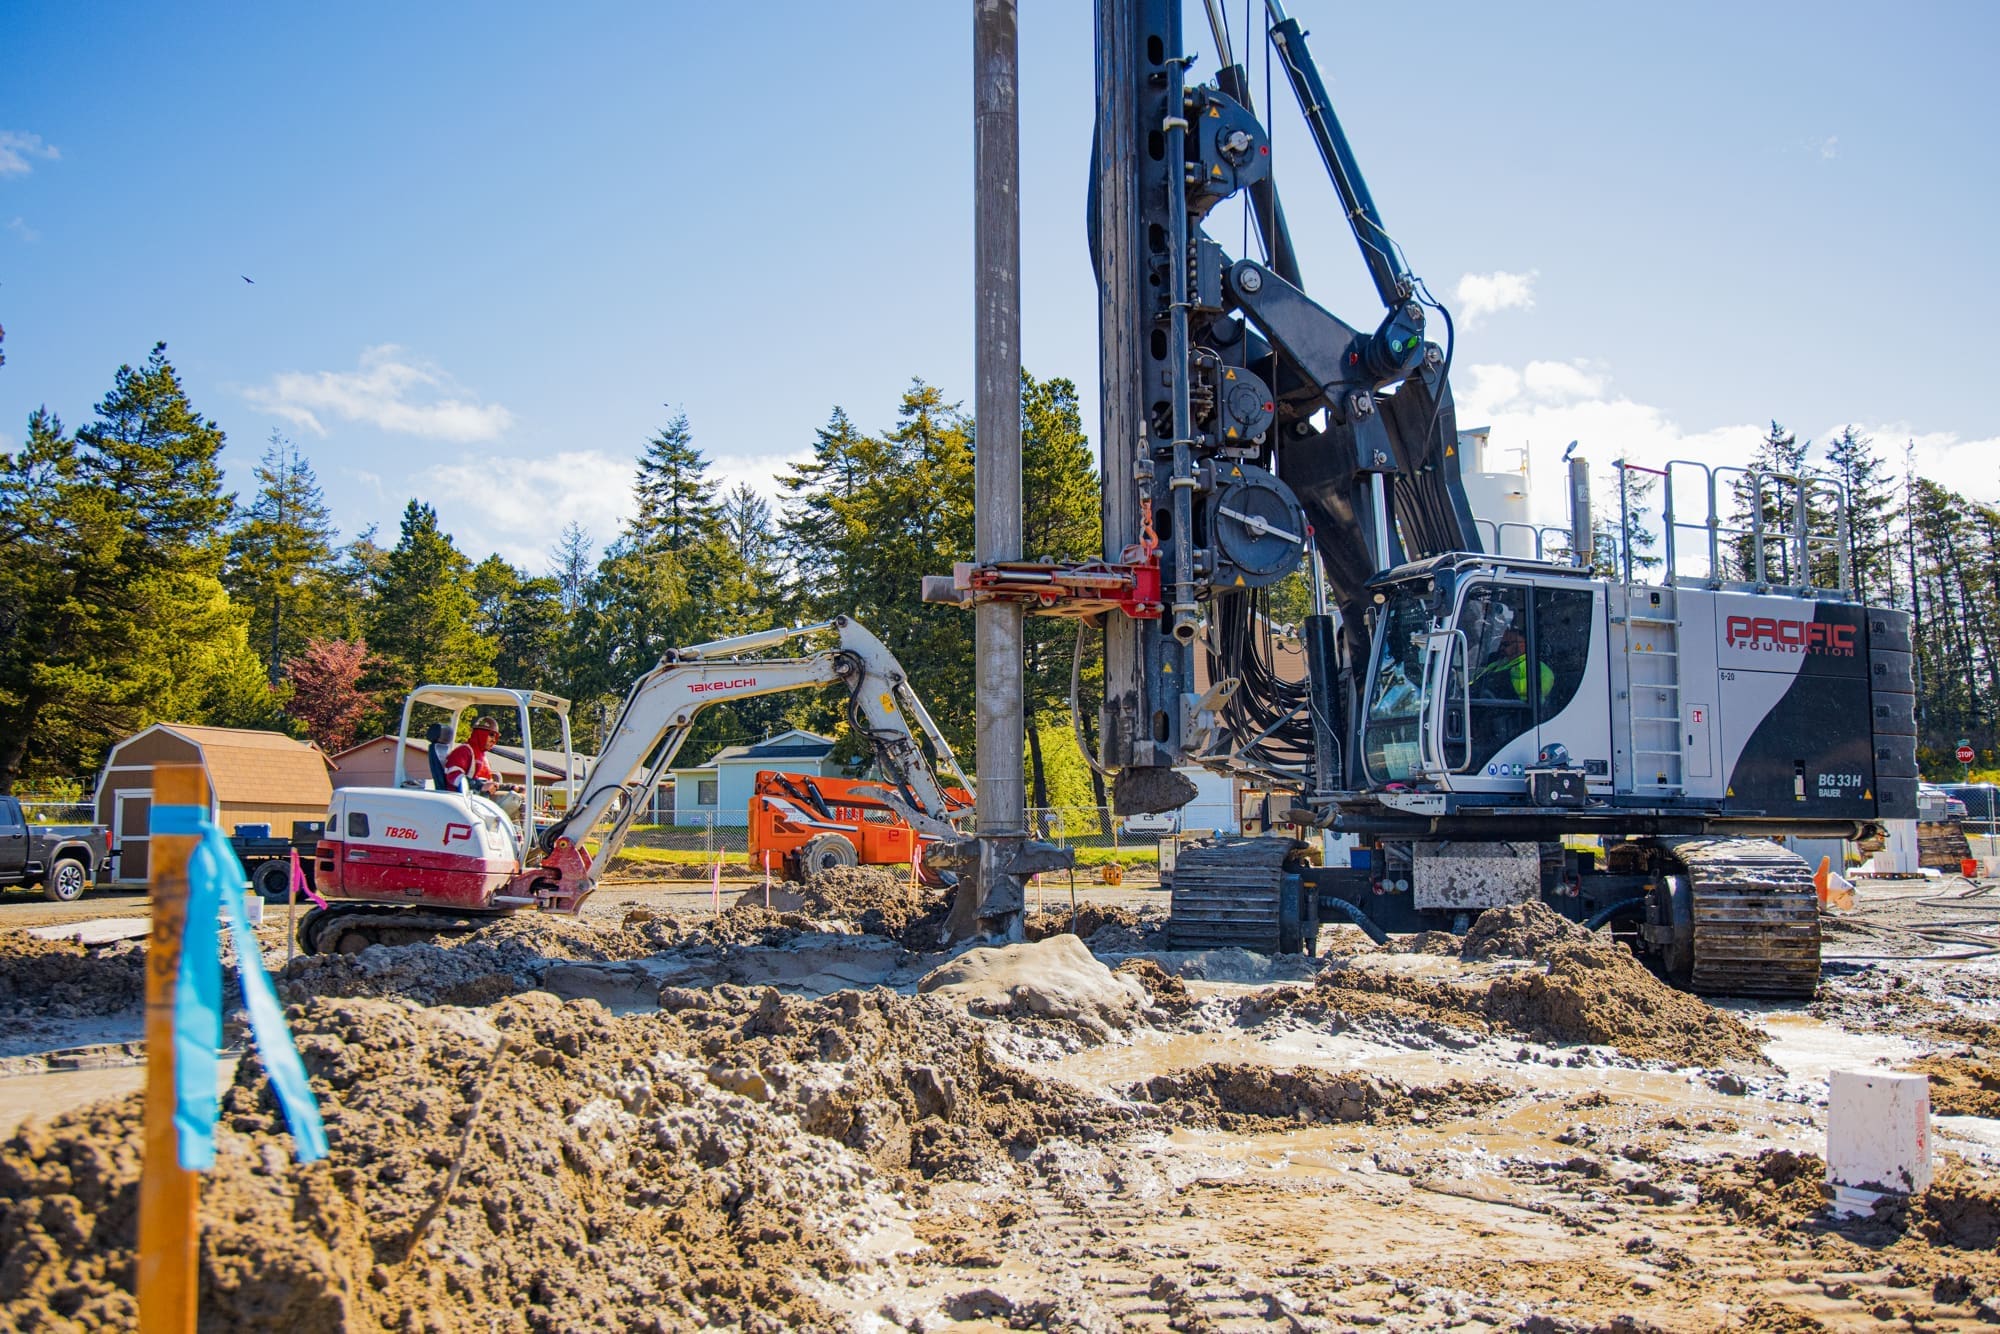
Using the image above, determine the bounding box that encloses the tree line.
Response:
[0,340,1104,809]
[3,336,1987,802]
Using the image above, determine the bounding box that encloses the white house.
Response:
[669,729,843,827]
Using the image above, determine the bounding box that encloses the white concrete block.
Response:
[239,893,265,928]
[1826,1070,1932,1214]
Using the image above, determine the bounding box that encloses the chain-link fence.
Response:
[1028,804,1239,855]
[18,801,96,825]
[626,814,751,855]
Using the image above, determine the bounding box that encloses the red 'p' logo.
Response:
[443,822,473,845]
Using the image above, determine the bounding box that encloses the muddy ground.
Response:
[2,870,1999,1331]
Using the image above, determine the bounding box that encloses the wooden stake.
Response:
[140,762,205,1332]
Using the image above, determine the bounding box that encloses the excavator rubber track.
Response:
[298,904,502,956]
[1166,838,1304,953]
[1665,837,1822,998]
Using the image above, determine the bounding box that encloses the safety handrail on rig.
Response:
[1615,458,1851,596]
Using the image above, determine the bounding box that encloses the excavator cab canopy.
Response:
[393,685,578,845]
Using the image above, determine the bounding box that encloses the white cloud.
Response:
[1812,135,1839,160]
[0,131,59,178]
[708,448,815,502]
[1459,358,2000,537]
[243,345,515,442]
[7,216,38,242]
[1454,269,1537,324]
[420,450,637,568]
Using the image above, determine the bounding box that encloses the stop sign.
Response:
[1959,745,1976,764]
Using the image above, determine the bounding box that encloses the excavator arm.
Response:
[521,616,971,911]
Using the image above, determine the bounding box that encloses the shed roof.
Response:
[673,729,835,773]
[116,724,333,807]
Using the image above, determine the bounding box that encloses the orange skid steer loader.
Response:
[748,770,972,885]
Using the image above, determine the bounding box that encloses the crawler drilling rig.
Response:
[937,0,1916,995]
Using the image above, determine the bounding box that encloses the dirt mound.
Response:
[0,932,145,1018]
[1025,904,1155,949]
[1904,1053,2000,1117]
[1460,900,1593,962]
[1299,932,1769,1066]
[1914,1161,2000,1249]
[1114,956,1190,1010]
[1482,938,1768,1065]
[0,986,1127,1332]
[1695,1149,1828,1228]
[797,865,941,940]
[919,935,1154,1039]
[1393,929,1464,957]
[1123,1062,1512,1131]
[277,912,697,1007]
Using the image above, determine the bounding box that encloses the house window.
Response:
[696,780,717,807]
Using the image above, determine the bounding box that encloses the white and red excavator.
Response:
[299,617,971,954]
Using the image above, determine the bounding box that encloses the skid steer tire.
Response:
[799,833,859,876]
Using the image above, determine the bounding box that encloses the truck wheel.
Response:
[799,833,858,876]
[252,859,294,902]
[44,857,88,903]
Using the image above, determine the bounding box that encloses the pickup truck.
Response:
[0,795,113,901]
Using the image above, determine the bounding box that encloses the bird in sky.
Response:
[241,275,254,284]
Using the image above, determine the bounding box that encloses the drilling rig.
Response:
[935,0,1916,996]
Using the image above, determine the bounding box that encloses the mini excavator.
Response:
[299,618,971,954]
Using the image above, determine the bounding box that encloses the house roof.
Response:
[675,729,835,773]
[126,724,333,807]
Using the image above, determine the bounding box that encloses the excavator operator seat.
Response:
[426,722,455,792]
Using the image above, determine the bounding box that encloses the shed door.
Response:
[114,794,151,881]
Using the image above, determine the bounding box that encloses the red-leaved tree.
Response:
[284,638,373,753]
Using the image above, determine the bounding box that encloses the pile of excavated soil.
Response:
[918,935,1154,1039]
[1695,1149,1829,1229]
[795,866,942,941]
[0,932,145,1018]
[1904,1053,2000,1118]
[1122,1061,1511,1130]
[1284,904,1769,1066]
[1914,1161,2000,1250]
[1458,900,1591,961]
[278,912,697,1007]
[1024,904,1160,953]
[1113,956,1190,1010]
[1,986,1130,1332]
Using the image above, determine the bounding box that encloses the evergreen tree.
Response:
[1825,425,1898,601]
[1018,371,1102,812]
[633,410,719,547]
[0,346,238,790]
[225,431,341,682]
[1730,421,1811,582]
[715,482,784,633]
[778,406,868,616]
[367,500,495,698]
[548,521,593,616]
[473,554,566,691]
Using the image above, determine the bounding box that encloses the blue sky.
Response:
[3,1,1995,567]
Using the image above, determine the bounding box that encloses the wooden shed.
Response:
[94,725,334,882]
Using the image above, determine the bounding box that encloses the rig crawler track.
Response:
[1166,838,1305,953]
[1667,837,1823,998]
[298,905,499,956]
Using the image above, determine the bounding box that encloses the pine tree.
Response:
[778,407,869,617]
[1824,425,1897,601]
[716,482,783,633]
[1019,370,1102,812]
[548,522,593,616]
[633,410,719,548]
[225,431,341,682]
[0,346,239,790]
[1730,421,1811,582]
[367,500,495,697]
[473,555,566,691]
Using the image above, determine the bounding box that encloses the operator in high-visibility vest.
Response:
[1473,628,1555,705]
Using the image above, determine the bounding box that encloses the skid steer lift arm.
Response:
[519,617,972,911]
